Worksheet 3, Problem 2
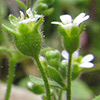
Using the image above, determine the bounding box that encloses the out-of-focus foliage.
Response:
[72,80,93,100]
[93,95,100,100]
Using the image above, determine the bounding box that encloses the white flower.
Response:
[39,55,45,61]
[19,8,42,24]
[62,50,94,68]
[27,82,33,87]
[80,54,94,68]
[51,13,90,28]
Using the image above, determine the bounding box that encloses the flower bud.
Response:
[45,50,60,69]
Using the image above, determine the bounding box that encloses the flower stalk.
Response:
[5,58,16,100]
[34,56,51,100]
[67,53,72,100]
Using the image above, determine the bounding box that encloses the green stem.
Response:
[34,56,51,100]
[32,0,39,11]
[58,90,63,100]
[5,58,16,100]
[67,53,72,100]
[27,0,31,8]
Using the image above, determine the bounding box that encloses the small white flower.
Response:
[39,55,45,61]
[51,13,90,28]
[62,50,94,68]
[80,54,94,68]
[19,8,42,24]
[27,82,33,87]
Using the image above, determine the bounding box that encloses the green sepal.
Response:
[47,67,67,89]
[15,29,42,57]
[64,36,80,54]
[18,23,29,34]
[9,14,19,26]
[29,76,62,88]
[33,17,44,30]
[71,26,79,37]
[79,24,85,34]
[58,25,68,38]
[2,24,17,35]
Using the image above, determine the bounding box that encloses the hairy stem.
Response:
[34,56,51,100]
[67,53,72,100]
[5,58,16,100]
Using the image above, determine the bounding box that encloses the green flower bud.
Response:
[45,50,60,69]
[3,8,43,58]
[27,82,44,94]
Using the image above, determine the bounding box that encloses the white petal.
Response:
[80,62,94,68]
[60,15,72,24]
[34,15,42,21]
[62,50,69,59]
[73,51,79,58]
[19,11,24,20]
[62,60,68,63]
[73,13,86,24]
[18,18,35,24]
[51,21,63,26]
[76,15,90,25]
[82,54,94,62]
[39,56,45,61]
[28,82,33,87]
[63,23,73,28]
[26,8,34,18]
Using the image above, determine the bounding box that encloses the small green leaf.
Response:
[29,76,62,88]
[15,0,27,10]
[47,67,66,88]
[93,95,100,100]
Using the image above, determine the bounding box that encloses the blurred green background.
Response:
[0,0,100,100]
